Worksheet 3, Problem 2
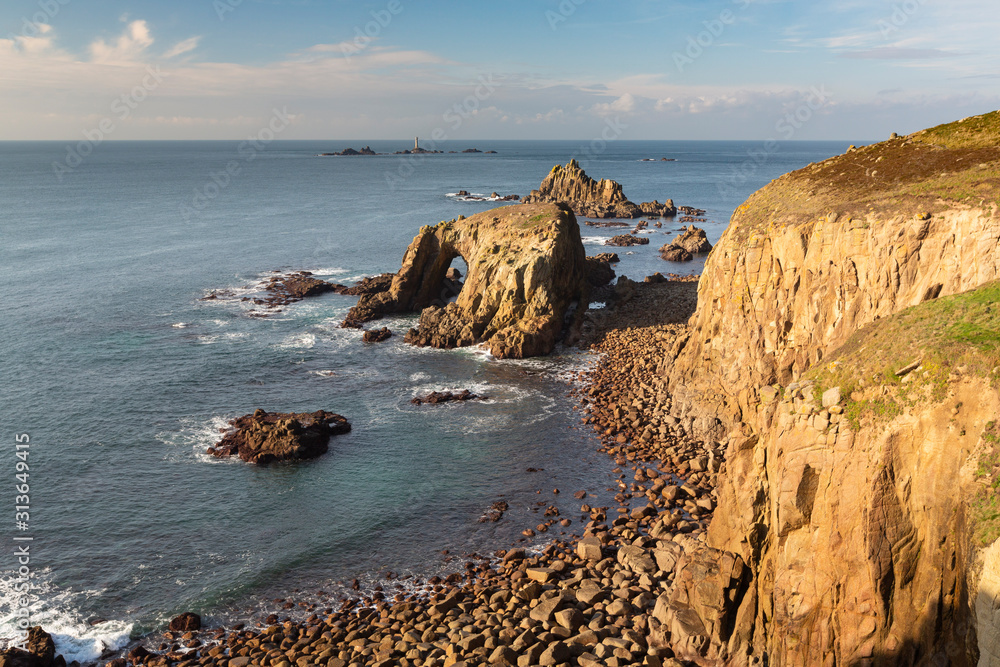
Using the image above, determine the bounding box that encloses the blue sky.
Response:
[2,0,998,140]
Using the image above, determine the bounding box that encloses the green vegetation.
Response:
[973,421,1000,546]
[807,281,1000,429]
[729,111,1000,243]
[911,111,1000,149]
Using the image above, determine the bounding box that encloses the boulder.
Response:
[670,225,713,254]
[208,409,351,464]
[585,256,616,288]
[590,252,619,263]
[522,160,676,218]
[169,612,201,632]
[344,203,588,359]
[411,389,486,406]
[362,327,392,343]
[0,627,64,667]
[652,546,750,665]
[606,235,649,247]
[659,244,693,262]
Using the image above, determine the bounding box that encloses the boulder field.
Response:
[344,202,588,359]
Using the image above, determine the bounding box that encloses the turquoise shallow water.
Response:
[0,139,851,662]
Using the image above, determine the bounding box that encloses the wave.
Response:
[581,236,611,246]
[445,192,515,203]
[156,415,237,465]
[0,569,133,664]
[275,333,317,350]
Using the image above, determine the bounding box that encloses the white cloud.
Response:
[89,20,154,63]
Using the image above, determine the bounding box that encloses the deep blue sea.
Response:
[0,139,853,662]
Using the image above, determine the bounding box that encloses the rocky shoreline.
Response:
[46,278,717,667]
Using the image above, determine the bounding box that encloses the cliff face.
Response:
[345,202,588,359]
[660,112,1000,664]
[668,113,1000,434]
[522,160,676,219]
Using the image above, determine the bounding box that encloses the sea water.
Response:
[0,139,853,662]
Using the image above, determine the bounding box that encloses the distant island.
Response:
[319,138,497,157]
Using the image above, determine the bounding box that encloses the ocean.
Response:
[0,138,852,663]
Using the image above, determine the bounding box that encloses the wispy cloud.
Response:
[841,47,965,60]
[164,37,201,59]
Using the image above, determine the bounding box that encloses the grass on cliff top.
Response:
[806,281,1000,430]
[731,111,1000,242]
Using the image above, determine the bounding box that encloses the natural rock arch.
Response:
[344,202,588,359]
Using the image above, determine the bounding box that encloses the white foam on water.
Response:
[310,370,338,378]
[157,415,239,464]
[276,333,317,350]
[307,267,348,276]
[581,236,611,246]
[0,569,133,664]
[195,332,249,346]
[171,323,189,329]
[409,372,430,382]
[589,302,607,310]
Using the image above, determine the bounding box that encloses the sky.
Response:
[1,0,999,141]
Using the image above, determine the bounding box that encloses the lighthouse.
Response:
[414,137,419,151]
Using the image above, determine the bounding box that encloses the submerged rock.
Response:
[343,202,588,359]
[411,389,486,405]
[208,409,351,465]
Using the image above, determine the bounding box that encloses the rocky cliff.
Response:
[344,202,588,359]
[659,112,1000,664]
[522,160,676,219]
[668,112,1000,434]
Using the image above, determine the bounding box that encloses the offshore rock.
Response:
[605,234,649,247]
[659,244,693,262]
[362,327,392,343]
[208,409,351,465]
[344,203,588,359]
[522,160,676,218]
[669,225,713,254]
